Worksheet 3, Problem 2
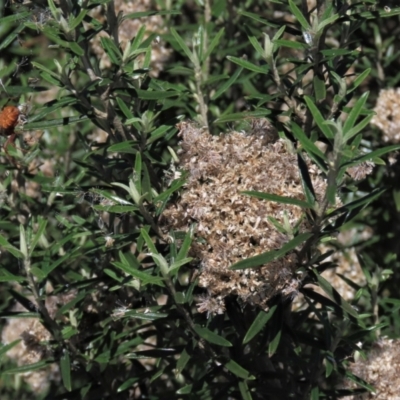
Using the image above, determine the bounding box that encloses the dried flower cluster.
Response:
[88,0,171,76]
[343,338,400,399]
[1,300,59,393]
[162,121,329,311]
[347,161,375,181]
[371,88,400,143]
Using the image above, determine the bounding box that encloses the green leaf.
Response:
[345,144,400,166]
[25,115,88,130]
[176,348,191,374]
[60,350,72,391]
[117,378,140,393]
[243,305,277,344]
[242,191,313,209]
[0,340,21,358]
[168,257,193,275]
[170,28,196,65]
[313,270,359,319]
[140,228,158,254]
[227,56,268,74]
[248,34,265,58]
[289,0,311,30]
[317,13,339,31]
[69,42,84,56]
[211,67,243,100]
[136,89,180,100]
[194,326,232,347]
[0,12,30,25]
[268,330,282,357]
[230,233,312,270]
[225,360,251,379]
[116,98,134,120]
[3,360,52,374]
[313,75,326,101]
[214,110,270,124]
[291,122,327,162]
[68,9,87,30]
[176,384,193,394]
[0,25,24,50]
[343,92,369,138]
[202,27,225,62]
[238,10,279,28]
[343,114,374,141]
[176,227,194,262]
[0,235,24,259]
[148,124,176,143]
[238,380,253,400]
[29,218,47,257]
[112,250,164,286]
[274,39,307,50]
[100,37,122,64]
[304,96,334,139]
[350,68,371,92]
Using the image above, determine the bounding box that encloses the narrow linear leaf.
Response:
[171,28,196,64]
[0,235,24,259]
[202,27,225,62]
[0,340,21,358]
[140,228,158,254]
[343,114,373,141]
[211,66,243,100]
[112,261,164,286]
[291,122,327,161]
[289,0,311,30]
[351,68,371,92]
[317,13,339,30]
[29,218,47,256]
[194,326,232,347]
[343,144,400,166]
[268,330,282,357]
[176,348,191,374]
[227,56,268,74]
[313,270,359,319]
[248,34,265,58]
[238,10,279,28]
[176,227,194,262]
[243,305,277,344]
[326,188,385,220]
[60,350,72,391]
[3,360,52,374]
[343,92,369,135]
[230,232,312,270]
[225,360,251,379]
[304,96,334,139]
[314,75,326,101]
[168,257,193,274]
[273,39,307,49]
[238,380,253,400]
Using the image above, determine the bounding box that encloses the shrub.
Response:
[1,0,400,399]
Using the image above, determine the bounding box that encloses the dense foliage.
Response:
[1,0,400,399]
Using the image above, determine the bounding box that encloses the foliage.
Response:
[0,0,400,399]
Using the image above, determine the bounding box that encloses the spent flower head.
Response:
[162,121,330,310]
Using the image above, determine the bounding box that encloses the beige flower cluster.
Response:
[162,121,329,312]
[371,88,400,143]
[343,338,400,399]
[0,287,81,393]
[88,0,171,76]
[1,299,60,393]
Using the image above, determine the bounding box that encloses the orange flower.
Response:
[0,106,20,136]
